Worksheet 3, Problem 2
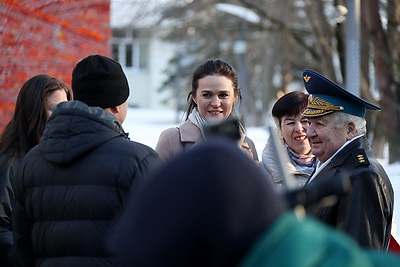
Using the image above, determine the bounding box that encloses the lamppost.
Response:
[332,1,359,96]
[345,0,360,96]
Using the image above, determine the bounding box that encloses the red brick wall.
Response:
[0,0,111,131]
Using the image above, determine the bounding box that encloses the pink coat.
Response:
[155,120,258,162]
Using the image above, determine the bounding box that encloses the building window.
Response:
[111,28,149,71]
[125,44,133,67]
[112,44,119,62]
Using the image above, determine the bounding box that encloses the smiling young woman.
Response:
[155,58,258,163]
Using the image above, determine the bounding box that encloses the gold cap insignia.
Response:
[303,74,311,83]
[303,96,344,117]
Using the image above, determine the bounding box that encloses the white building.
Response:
[111,0,174,108]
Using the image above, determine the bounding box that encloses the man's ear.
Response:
[348,121,356,133]
[104,106,119,116]
[109,106,119,114]
[347,121,357,139]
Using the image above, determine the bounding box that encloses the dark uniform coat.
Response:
[12,101,160,267]
[305,136,394,250]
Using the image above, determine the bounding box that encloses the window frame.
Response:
[111,28,149,71]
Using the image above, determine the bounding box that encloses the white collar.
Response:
[307,134,364,184]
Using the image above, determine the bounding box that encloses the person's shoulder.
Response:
[243,135,259,160]
[21,145,41,161]
[157,127,181,146]
[156,126,181,148]
[345,148,392,187]
[160,120,199,137]
[130,140,157,153]
[160,127,180,137]
[105,136,157,156]
[349,148,373,168]
[123,138,156,151]
[332,142,367,168]
[340,145,379,172]
[244,136,256,145]
[157,121,200,142]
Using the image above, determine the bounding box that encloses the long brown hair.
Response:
[184,58,241,120]
[0,74,71,163]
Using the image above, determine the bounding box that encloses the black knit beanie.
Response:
[72,54,130,108]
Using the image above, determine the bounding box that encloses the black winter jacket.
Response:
[0,155,21,266]
[12,101,160,267]
[305,136,394,250]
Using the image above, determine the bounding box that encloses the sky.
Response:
[124,107,400,242]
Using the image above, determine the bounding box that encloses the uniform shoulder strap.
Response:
[351,148,370,167]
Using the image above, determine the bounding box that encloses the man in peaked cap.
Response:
[12,55,160,266]
[301,69,394,250]
[109,137,400,266]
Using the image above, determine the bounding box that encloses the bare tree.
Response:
[156,0,400,162]
[363,0,400,163]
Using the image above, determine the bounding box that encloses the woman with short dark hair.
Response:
[260,91,317,189]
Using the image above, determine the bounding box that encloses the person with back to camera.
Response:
[0,75,71,267]
[12,55,160,266]
[155,58,258,162]
[301,69,394,250]
[108,135,400,266]
[259,91,318,190]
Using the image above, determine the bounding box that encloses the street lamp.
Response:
[345,0,360,96]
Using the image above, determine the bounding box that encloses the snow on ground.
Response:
[124,107,400,241]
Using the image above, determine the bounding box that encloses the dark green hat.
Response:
[302,69,381,118]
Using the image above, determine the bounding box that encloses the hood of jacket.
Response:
[39,100,127,166]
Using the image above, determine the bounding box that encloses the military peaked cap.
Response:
[302,69,381,118]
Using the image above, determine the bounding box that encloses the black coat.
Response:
[305,136,394,250]
[0,156,22,266]
[12,101,160,267]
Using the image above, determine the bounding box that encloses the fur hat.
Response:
[72,54,130,108]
